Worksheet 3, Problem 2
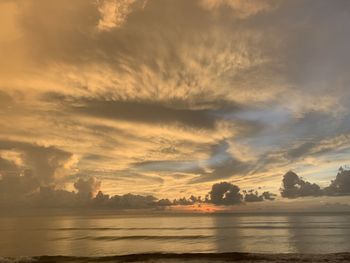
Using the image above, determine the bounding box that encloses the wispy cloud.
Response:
[1,0,350,204]
[97,0,147,31]
[199,0,276,18]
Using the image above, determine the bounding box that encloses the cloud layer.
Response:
[0,165,348,210]
[1,0,350,206]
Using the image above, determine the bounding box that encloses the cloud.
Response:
[324,167,350,196]
[92,190,160,209]
[0,156,20,175]
[133,159,205,174]
[209,182,243,205]
[106,193,157,209]
[261,191,277,201]
[286,142,316,160]
[97,0,147,31]
[0,152,40,206]
[281,168,350,198]
[1,0,350,203]
[74,176,101,197]
[0,169,279,209]
[173,196,201,206]
[243,189,276,202]
[0,140,74,185]
[0,170,39,206]
[0,90,14,108]
[199,0,276,18]
[190,141,251,183]
[68,98,219,129]
[36,188,159,209]
[34,186,78,208]
[0,172,160,209]
[280,171,323,198]
[133,140,251,184]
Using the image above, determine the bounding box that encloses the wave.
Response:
[49,225,350,231]
[2,253,350,263]
[53,235,213,241]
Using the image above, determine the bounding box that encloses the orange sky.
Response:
[0,0,350,210]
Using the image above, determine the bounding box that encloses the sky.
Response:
[0,0,350,211]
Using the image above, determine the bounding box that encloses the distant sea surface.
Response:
[1,213,350,262]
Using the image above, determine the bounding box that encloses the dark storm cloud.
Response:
[0,154,38,201]
[34,186,79,208]
[324,167,350,196]
[280,171,323,198]
[171,183,277,206]
[0,172,161,209]
[41,188,160,209]
[0,170,39,206]
[95,192,158,209]
[281,168,350,198]
[172,197,196,206]
[0,140,73,185]
[0,140,76,207]
[43,93,253,130]
[243,189,276,202]
[244,191,263,202]
[0,185,161,210]
[31,187,160,209]
[261,191,277,201]
[72,99,218,129]
[209,182,243,205]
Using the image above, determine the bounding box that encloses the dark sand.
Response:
[2,253,350,263]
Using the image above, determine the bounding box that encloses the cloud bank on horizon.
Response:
[1,168,349,211]
[1,0,350,209]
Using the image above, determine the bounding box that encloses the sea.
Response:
[0,213,350,262]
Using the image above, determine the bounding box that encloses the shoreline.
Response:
[2,252,350,263]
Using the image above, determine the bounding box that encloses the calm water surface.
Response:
[0,213,349,257]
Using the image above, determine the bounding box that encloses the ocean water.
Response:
[0,213,350,262]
